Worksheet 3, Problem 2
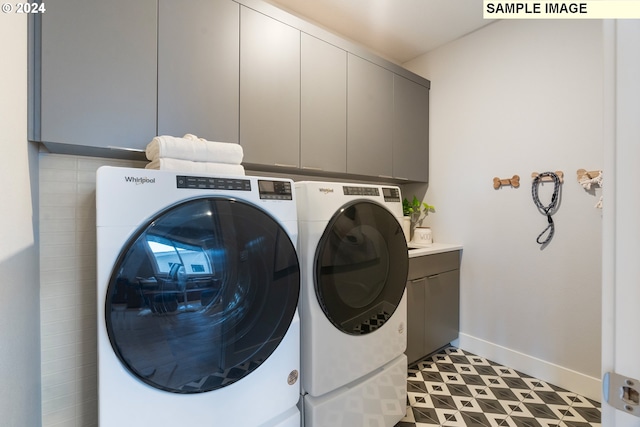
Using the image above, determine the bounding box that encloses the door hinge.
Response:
[604,371,640,417]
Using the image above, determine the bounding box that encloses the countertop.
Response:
[407,242,463,258]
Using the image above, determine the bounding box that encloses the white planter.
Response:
[410,226,432,247]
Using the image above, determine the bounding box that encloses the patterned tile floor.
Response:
[396,346,601,427]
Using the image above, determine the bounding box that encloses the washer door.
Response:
[314,200,408,335]
[105,197,299,393]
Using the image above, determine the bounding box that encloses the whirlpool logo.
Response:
[318,187,334,194]
[124,176,156,185]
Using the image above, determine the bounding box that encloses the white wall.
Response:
[0,13,42,427]
[404,19,603,399]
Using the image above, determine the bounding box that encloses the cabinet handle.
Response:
[378,175,394,179]
[301,166,324,171]
[427,273,441,279]
[395,176,409,181]
[274,163,297,168]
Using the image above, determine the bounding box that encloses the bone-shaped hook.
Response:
[531,171,564,183]
[493,175,520,189]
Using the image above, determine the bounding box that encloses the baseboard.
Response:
[455,334,602,402]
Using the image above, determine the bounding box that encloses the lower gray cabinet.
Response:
[406,250,460,364]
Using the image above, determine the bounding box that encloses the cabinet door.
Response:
[38,0,157,150]
[300,34,347,173]
[158,0,239,144]
[406,277,427,364]
[347,54,394,178]
[240,7,300,167]
[424,269,460,355]
[393,75,429,182]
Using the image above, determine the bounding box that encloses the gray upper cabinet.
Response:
[300,34,347,173]
[347,54,394,178]
[32,0,157,154]
[240,6,300,168]
[393,75,430,182]
[30,0,430,181]
[158,0,239,144]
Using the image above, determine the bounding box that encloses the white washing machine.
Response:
[96,166,301,427]
[295,181,409,427]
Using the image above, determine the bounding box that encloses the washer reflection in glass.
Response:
[106,197,299,393]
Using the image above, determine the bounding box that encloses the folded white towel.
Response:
[183,134,203,141]
[145,135,244,164]
[145,158,246,176]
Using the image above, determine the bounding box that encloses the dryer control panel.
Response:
[343,186,379,196]
[176,175,251,191]
[341,185,401,203]
[258,180,293,200]
[381,187,401,203]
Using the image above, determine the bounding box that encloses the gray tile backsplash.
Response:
[39,153,145,427]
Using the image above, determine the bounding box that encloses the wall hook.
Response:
[576,169,601,182]
[577,169,603,208]
[531,171,564,183]
[493,175,520,189]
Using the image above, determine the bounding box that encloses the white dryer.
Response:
[295,181,409,427]
[96,166,301,427]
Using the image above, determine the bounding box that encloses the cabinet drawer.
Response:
[408,250,460,280]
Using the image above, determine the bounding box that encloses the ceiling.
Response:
[264,0,496,64]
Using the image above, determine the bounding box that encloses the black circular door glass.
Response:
[314,201,408,335]
[105,197,299,393]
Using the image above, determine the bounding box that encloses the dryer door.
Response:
[314,200,408,335]
[105,197,299,393]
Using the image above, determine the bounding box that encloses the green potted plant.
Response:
[402,196,435,242]
[403,196,434,218]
